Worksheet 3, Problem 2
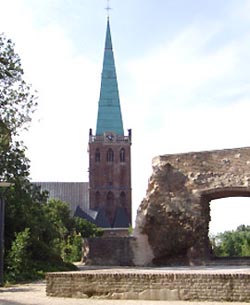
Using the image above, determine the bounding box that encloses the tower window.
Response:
[105,191,115,225]
[95,148,100,162]
[107,148,114,162]
[107,191,115,204]
[120,148,125,162]
[95,191,101,209]
[120,192,126,207]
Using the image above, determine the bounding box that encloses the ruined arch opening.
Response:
[202,187,250,258]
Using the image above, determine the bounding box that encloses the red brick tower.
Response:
[88,18,132,228]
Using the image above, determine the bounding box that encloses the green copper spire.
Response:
[96,18,124,136]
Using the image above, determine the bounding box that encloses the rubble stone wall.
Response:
[135,147,250,265]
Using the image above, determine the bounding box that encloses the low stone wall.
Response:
[84,237,136,265]
[101,228,129,237]
[46,270,250,302]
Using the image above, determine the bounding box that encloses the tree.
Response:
[0,34,36,137]
[0,33,36,181]
[0,33,68,282]
[212,225,250,257]
[0,120,10,152]
[5,228,31,282]
[1,33,102,283]
[74,217,103,238]
[5,196,103,281]
[42,199,103,263]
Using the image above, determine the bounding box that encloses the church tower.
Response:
[88,18,132,228]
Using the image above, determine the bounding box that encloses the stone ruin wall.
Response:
[85,147,250,266]
[135,146,250,265]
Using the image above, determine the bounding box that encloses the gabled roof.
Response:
[96,18,124,136]
[74,206,97,224]
[74,205,129,229]
[95,208,111,228]
[73,206,111,228]
[113,207,130,228]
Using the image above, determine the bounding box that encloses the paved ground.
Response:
[75,264,250,274]
[1,266,250,305]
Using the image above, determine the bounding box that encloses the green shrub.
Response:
[211,225,250,257]
[62,232,83,263]
[5,228,31,282]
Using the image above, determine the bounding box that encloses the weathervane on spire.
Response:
[105,0,112,18]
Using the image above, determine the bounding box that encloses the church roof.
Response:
[95,208,111,228]
[113,207,130,228]
[74,205,129,229]
[34,182,89,215]
[34,182,130,229]
[96,18,124,136]
[74,205,97,224]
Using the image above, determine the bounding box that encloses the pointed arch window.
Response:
[105,191,115,225]
[95,148,100,162]
[107,148,114,162]
[120,148,125,162]
[120,192,126,208]
[107,191,115,205]
[95,191,101,209]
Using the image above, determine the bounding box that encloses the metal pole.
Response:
[0,183,12,287]
[0,193,4,286]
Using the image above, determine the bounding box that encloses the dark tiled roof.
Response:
[95,208,111,228]
[73,206,111,228]
[34,182,89,214]
[113,207,130,228]
[74,206,97,224]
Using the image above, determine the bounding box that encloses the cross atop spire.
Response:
[105,0,112,19]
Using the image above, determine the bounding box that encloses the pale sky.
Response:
[1,0,250,234]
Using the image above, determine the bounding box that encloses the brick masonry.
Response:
[46,268,250,301]
[88,133,132,227]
